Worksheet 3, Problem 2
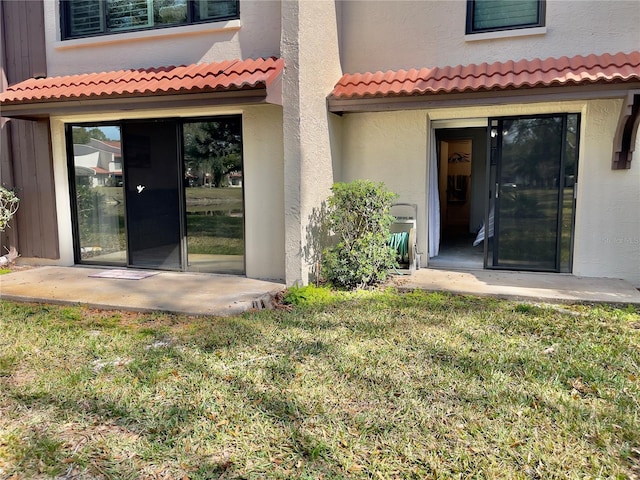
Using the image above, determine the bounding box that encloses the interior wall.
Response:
[439,139,472,233]
[436,128,487,234]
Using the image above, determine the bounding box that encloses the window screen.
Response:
[467,0,544,34]
[62,0,239,40]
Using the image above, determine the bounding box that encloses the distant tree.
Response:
[183,119,242,187]
[72,127,108,144]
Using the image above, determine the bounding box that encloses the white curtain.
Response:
[428,128,440,258]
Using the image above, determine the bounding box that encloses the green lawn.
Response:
[0,292,638,479]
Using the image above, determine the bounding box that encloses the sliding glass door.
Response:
[486,114,579,271]
[68,117,244,273]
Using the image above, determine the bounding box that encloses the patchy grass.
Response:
[0,293,639,479]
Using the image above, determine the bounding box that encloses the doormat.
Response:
[89,269,159,280]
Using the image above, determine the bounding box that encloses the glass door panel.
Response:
[122,121,183,270]
[182,118,244,274]
[559,114,579,272]
[70,125,126,265]
[487,115,578,271]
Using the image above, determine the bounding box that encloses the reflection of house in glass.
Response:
[73,139,122,186]
[227,171,242,188]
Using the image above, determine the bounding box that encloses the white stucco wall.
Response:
[339,0,640,73]
[339,99,640,286]
[44,1,282,76]
[43,104,285,281]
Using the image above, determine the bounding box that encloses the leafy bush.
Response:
[322,180,398,289]
[0,187,20,233]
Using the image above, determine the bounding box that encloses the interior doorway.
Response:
[430,127,487,269]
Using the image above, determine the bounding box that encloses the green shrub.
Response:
[322,180,398,289]
[0,187,20,233]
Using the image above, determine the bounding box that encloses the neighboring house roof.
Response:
[331,51,640,99]
[90,138,121,155]
[0,57,284,116]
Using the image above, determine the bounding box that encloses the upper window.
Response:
[466,0,545,34]
[61,0,239,40]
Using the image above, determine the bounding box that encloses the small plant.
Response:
[283,284,335,307]
[0,186,20,233]
[322,180,398,289]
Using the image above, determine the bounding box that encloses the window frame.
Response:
[465,0,545,35]
[60,0,240,41]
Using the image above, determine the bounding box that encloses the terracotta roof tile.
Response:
[331,51,640,99]
[0,57,283,104]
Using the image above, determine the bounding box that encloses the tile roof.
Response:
[0,57,283,105]
[331,51,640,99]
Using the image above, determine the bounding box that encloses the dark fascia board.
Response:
[0,88,270,120]
[327,82,640,114]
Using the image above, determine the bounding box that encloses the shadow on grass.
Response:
[1,298,639,478]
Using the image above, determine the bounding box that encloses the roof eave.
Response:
[328,82,640,114]
[0,87,272,120]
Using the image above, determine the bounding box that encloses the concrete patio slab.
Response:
[391,268,640,305]
[0,266,285,316]
[2,266,639,316]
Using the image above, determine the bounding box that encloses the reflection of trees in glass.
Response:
[72,127,109,144]
[154,0,187,24]
[183,120,242,187]
[502,117,563,188]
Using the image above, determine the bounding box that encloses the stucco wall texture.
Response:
[48,104,286,281]
[44,1,282,75]
[31,1,640,286]
[339,0,640,73]
[339,100,640,286]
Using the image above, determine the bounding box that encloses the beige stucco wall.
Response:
[43,1,281,76]
[573,99,640,286]
[242,105,285,281]
[281,0,343,285]
[341,111,428,258]
[340,99,640,286]
[42,104,285,281]
[339,0,640,73]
